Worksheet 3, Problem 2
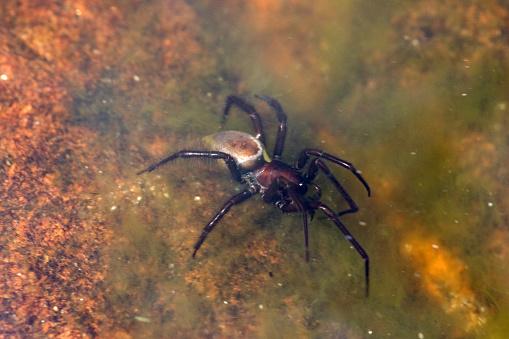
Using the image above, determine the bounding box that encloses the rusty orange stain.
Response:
[0,0,124,336]
[401,232,486,331]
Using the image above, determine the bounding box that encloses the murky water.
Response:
[3,0,509,338]
[92,1,509,338]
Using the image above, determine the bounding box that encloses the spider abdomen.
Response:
[203,130,267,170]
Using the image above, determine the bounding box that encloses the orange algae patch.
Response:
[0,1,122,336]
[183,236,281,336]
[401,232,486,331]
[185,237,280,301]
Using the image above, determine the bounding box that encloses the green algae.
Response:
[69,0,509,337]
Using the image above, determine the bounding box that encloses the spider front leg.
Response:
[223,95,266,145]
[317,202,370,297]
[193,190,254,257]
[137,150,242,182]
[270,177,310,261]
[307,158,359,217]
[287,187,310,262]
[296,148,371,197]
[255,95,288,160]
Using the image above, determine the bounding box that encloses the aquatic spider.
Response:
[138,95,371,295]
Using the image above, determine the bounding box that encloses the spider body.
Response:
[204,131,310,209]
[138,95,372,295]
[252,161,306,200]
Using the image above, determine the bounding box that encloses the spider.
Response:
[138,95,372,295]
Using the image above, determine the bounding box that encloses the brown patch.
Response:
[401,231,487,331]
[0,1,120,336]
[226,138,260,157]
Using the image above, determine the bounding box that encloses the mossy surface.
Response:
[2,0,508,337]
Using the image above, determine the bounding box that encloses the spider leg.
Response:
[307,183,322,206]
[287,188,310,262]
[301,208,310,262]
[318,202,369,297]
[302,209,309,262]
[222,95,266,145]
[254,95,288,160]
[192,190,254,257]
[307,158,359,217]
[275,177,310,261]
[137,150,242,182]
[296,148,371,197]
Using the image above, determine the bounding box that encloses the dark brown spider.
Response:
[138,95,372,295]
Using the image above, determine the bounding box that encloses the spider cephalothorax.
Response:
[138,95,372,295]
